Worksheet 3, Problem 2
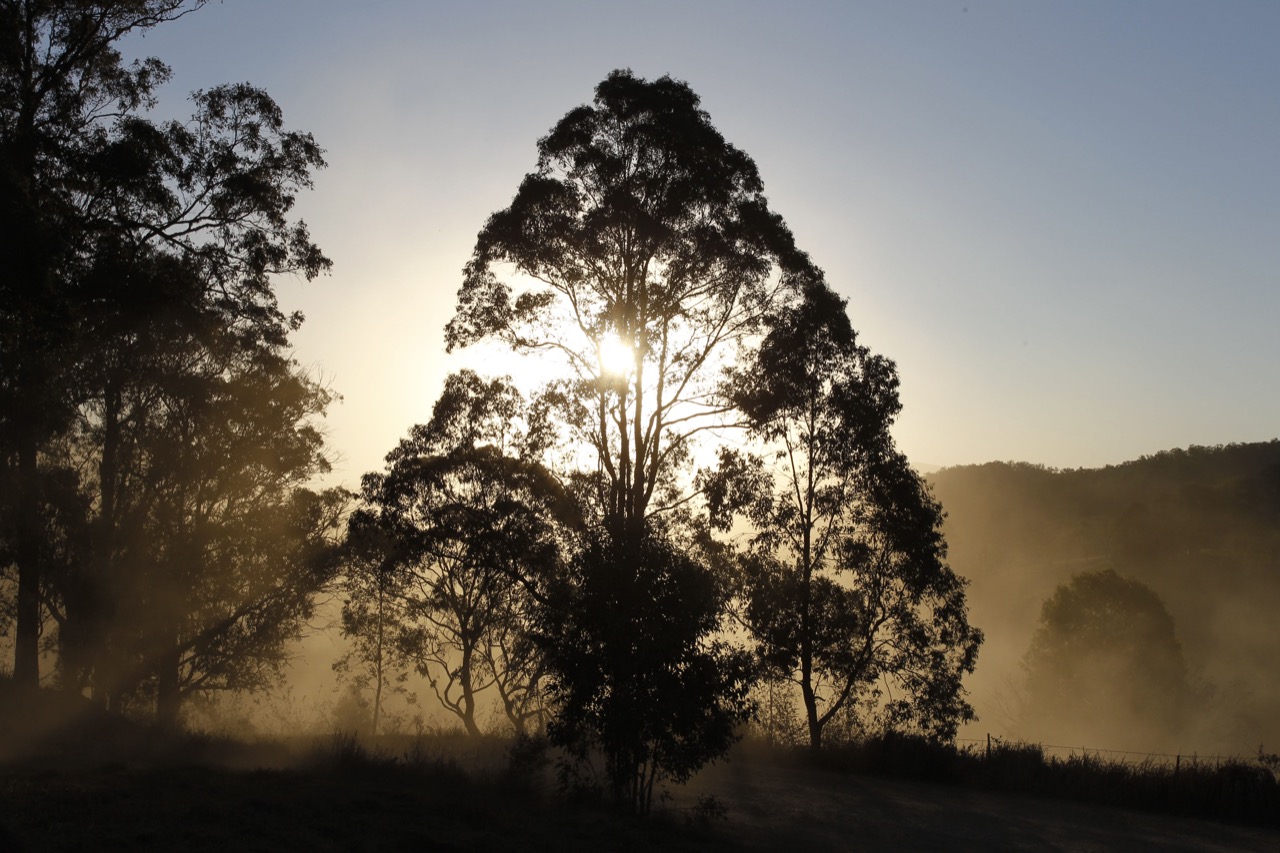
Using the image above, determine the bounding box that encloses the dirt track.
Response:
[679,759,1279,852]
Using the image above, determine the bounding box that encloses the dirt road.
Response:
[679,759,1279,852]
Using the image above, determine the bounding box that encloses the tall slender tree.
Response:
[709,282,982,748]
[333,510,412,738]
[1,0,199,687]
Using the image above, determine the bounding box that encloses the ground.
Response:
[681,759,1278,852]
[2,744,1276,852]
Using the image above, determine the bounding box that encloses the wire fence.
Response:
[955,735,1261,769]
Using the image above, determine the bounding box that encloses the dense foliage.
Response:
[709,282,980,748]
[0,0,340,724]
[437,69,981,808]
[537,529,753,813]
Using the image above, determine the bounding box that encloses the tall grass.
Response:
[808,732,1280,825]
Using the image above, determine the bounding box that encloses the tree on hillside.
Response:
[0,1,330,688]
[929,444,1280,751]
[1020,569,1192,749]
[707,282,981,748]
[352,372,572,736]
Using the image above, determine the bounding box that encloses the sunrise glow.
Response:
[596,333,636,378]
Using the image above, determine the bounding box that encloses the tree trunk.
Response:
[13,441,42,688]
[802,677,822,752]
[156,639,182,730]
[8,34,48,692]
[372,583,384,738]
[459,645,480,736]
[800,403,821,752]
[61,380,122,701]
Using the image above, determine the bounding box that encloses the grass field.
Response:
[3,730,1279,852]
[0,759,740,852]
[1,686,1278,853]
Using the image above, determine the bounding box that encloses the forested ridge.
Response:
[931,440,1280,752]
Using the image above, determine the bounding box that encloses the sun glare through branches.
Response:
[596,333,636,378]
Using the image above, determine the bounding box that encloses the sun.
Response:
[597,333,636,377]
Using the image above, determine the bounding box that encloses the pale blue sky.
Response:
[123,0,1280,484]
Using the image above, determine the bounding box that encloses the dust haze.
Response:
[932,442,1280,758]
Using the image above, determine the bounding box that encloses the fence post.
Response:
[986,733,991,759]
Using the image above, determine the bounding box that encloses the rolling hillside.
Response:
[929,441,1280,752]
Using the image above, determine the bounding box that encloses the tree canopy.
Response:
[446,68,822,537]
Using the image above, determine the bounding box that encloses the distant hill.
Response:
[928,441,1280,752]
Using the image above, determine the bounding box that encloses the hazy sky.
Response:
[121,0,1280,485]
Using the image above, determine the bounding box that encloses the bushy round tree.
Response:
[536,528,752,814]
[1020,569,1193,749]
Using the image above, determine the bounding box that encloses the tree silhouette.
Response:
[536,527,752,814]
[446,69,820,539]
[1020,569,1192,749]
[445,68,834,800]
[708,282,981,748]
[0,2,330,688]
[352,372,571,735]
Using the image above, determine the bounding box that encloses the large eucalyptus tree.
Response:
[446,69,821,808]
